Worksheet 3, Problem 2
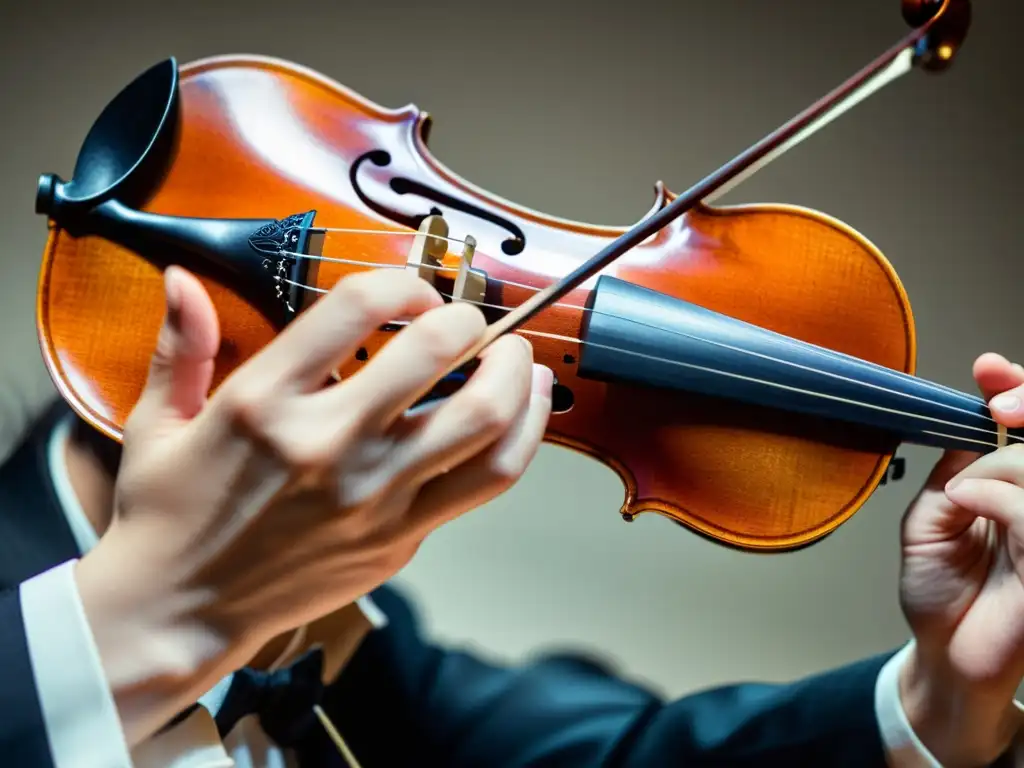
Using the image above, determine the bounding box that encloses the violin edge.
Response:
[176,53,916,243]
[544,428,896,553]
[34,50,930,555]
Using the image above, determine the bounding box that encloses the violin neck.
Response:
[577,276,1016,455]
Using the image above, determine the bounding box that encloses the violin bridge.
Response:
[407,214,449,287]
[405,215,487,306]
[451,234,486,305]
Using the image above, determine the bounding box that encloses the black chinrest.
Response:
[36,57,179,218]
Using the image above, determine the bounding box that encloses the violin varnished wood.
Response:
[452,235,486,305]
[408,214,449,287]
[39,54,927,553]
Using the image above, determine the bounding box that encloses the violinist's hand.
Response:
[898,352,1024,766]
[73,266,553,746]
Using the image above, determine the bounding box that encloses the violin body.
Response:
[36,53,972,552]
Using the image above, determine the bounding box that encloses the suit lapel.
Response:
[0,400,82,590]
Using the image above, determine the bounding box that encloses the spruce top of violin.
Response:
[36,0,1001,555]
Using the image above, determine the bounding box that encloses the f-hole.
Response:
[350,150,527,255]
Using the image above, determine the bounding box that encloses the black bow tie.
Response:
[214,647,326,747]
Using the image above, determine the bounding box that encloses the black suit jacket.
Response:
[0,401,898,766]
[0,402,90,765]
[315,585,894,767]
[0,585,63,765]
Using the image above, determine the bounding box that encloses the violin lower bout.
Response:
[546,386,902,553]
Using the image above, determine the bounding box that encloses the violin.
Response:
[34,0,1008,553]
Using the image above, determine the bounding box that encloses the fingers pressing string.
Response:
[377,333,537,490]
[310,301,490,433]
[405,362,554,536]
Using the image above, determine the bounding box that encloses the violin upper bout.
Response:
[649,182,713,217]
[644,181,671,217]
[412,108,434,145]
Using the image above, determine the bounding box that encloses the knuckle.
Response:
[300,271,445,360]
[217,381,274,436]
[410,302,485,360]
[336,273,387,318]
[461,388,514,433]
[501,331,532,357]
[457,389,494,426]
[450,300,487,332]
[486,443,531,485]
[411,313,457,359]
[480,336,533,384]
[274,436,336,475]
[461,456,524,501]
[334,269,441,326]
[488,459,524,487]
[453,304,488,345]
[220,390,354,475]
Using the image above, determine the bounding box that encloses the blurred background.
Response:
[1,0,1020,698]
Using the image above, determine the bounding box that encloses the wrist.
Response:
[73,522,243,745]
[900,644,1022,766]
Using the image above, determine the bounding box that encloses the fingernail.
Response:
[945,477,962,493]
[991,394,1020,413]
[164,267,182,313]
[1014,363,1024,376]
[532,364,554,396]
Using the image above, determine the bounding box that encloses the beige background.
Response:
[1,0,1021,698]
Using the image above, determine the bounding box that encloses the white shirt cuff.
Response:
[876,641,1024,766]
[20,558,386,768]
[875,641,944,767]
[20,559,134,768]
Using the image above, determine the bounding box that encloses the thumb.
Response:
[134,266,220,425]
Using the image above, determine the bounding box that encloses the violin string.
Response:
[360,314,1017,452]
[279,249,997,420]
[278,262,1002,434]
[283,251,589,312]
[306,227,472,247]
[401,314,1019,452]
[278,275,1018,451]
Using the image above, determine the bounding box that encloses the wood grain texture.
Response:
[37,55,916,552]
